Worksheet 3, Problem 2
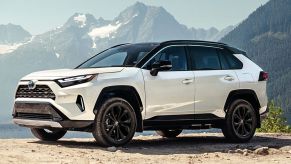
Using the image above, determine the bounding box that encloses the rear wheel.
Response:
[92,97,137,147]
[222,99,257,142]
[31,128,67,141]
[156,129,182,138]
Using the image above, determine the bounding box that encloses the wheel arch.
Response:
[93,85,143,132]
[224,89,261,127]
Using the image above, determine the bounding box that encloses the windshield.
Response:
[77,43,158,68]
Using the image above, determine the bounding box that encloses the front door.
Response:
[142,46,195,119]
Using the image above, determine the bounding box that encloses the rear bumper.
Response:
[13,102,93,130]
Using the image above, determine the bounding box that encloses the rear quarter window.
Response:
[218,49,243,69]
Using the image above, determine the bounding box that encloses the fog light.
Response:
[76,95,85,112]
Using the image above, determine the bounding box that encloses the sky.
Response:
[0,0,269,35]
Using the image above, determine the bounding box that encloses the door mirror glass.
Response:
[150,60,172,76]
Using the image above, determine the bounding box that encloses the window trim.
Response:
[142,44,243,71]
[141,45,190,71]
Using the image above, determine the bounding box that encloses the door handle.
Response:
[224,75,235,81]
[182,79,194,84]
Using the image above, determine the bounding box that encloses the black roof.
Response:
[116,40,227,47]
[114,40,245,55]
[159,40,246,55]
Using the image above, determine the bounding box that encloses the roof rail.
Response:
[110,43,131,48]
[160,40,227,46]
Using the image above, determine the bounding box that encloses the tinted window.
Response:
[219,49,243,69]
[189,47,221,70]
[146,46,187,71]
[218,52,230,69]
[77,43,158,68]
[88,52,127,68]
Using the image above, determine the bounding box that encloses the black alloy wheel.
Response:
[156,129,182,138]
[103,104,134,142]
[232,104,255,138]
[31,128,67,141]
[93,97,137,146]
[222,99,257,142]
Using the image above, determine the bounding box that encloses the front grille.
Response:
[16,113,52,120]
[15,85,56,100]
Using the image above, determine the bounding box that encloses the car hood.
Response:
[21,67,124,80]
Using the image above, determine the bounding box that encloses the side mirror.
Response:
[150,60,172,76]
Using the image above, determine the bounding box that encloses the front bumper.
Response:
[13,119,63,128]
[13,102,93,129]
[13,80,101,130]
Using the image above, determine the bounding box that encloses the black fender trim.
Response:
[93,85,144,132]
[224,89,261,127]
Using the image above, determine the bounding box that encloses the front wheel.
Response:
[156,129,182,138]
[92,97,137,147]
[31,128,67,141]
[222,99,257,142]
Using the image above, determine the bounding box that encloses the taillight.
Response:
[259,71,268,81]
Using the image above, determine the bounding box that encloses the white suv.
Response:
[12,40,268,146]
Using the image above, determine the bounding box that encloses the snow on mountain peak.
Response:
[88,23,121,39]
[88,23,122,48]
[74,14,87,28]
[0,36,35,55]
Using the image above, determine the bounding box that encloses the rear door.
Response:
[188,46,239,117]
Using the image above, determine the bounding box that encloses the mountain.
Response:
[0,23,31,44]
[0,24,32,54]
[0,2,234,123]
[221,0,291,121]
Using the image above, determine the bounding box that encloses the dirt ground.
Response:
[0,133,291,164]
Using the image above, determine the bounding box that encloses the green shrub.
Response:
[257,101,291,133]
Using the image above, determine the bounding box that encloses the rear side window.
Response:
[188,46,221,70]
[218,49,243,69]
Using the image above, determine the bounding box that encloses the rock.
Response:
[254,147,269,155]
[243,152,248,156]
[253,145,263,150]
[228,150,235,154]
[235,149,243,154]
[268,148,280,154]
[31,149,36,152]
[242,149,252,153]
[279,146,291,152]
[107,146,117,152]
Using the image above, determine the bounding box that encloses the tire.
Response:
[31,128,67,141]
[156,129,182,138]
[222,99,257,142]
[92,97,137,147]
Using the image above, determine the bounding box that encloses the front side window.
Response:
[146,46,188,71]
[189,46,221,70]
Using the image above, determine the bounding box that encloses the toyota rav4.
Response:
[12,40,268,146]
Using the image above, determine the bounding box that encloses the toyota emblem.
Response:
[28,80,37,90]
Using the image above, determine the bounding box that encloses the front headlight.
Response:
[56,74,96,87]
